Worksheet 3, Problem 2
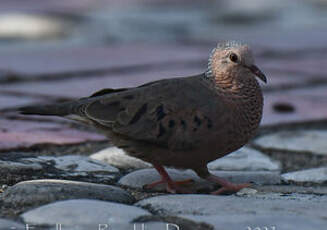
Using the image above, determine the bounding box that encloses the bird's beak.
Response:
[249,65,267,83]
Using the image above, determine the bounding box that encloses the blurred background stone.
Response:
[0,0,326,50]
[0,13,73,40]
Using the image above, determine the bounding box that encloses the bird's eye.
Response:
[229,53,238,63]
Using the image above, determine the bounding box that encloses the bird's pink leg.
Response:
[205,174,250,195]
[144,164,194,193]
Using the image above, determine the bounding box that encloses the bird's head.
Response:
[205,41,267,89]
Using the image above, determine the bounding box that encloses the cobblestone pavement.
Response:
[0,1,327,230]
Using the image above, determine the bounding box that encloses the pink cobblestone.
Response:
[0,44,208,76]
[260,56,327,78]
[0,118,106,150]
[261,71,308,90]
[262,91,327,125]
[0,66,203,99]
[0,94,44,110]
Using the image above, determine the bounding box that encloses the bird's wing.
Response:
[82,75,223,150]
[89,87,128,98]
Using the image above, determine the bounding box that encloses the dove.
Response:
[20,41,266,194]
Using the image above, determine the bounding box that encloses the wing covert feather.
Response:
[83,76,224,150]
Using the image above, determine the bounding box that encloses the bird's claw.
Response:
[143,178,195,194]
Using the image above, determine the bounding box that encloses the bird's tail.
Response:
[19,101,76,116]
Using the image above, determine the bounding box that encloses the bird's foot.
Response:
[146,164,195,194]
[205,173,251,195]
[144,178,194,194]
[144,178,194,189]
[166,180,195,194]
[211,183,250,195]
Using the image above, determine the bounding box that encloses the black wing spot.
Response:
[156,105,166,121]
[157,123,166,138]
[123,95,134,100]
[193,116,202,127]
[168,120,175,128]
[205,117,213,129]
[107,101,120,107]
[129,104,148,124]
[180,120,187,130]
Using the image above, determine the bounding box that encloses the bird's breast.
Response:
[207,89,263,158]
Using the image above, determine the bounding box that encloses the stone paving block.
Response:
[242,29,327,51]
[260,71,308,90]
[91,146,151,170]
[254,129,327,155]
[86,1,327,50]
[1,179,134,212]
[0,154,120,185]
[0,65,202,99]
[0,93,44,110]
[260,56,327,78]
[0,44,207,77]
[136,194,327,218]
[287,85,327,98]
[0,13,72,40]
[0,218,25,230]
[0,118,105,150]
[208,146,280,171]
[262,91,327,125]
[21,199,151,229]
[19,204,208,230]
[256,185,327,195]
[182,214,327,230]
[34,155,119,173]
[282,167,327,184]
[210,170,281,185]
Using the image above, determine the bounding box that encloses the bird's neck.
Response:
[203,70,263,105]
[210,73,250,94]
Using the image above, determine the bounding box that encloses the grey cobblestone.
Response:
[21,199,151,229]
[91,146,152,170]
[208,147,280,171]
[0,154,120,184]
[0,218,25,230]
[136,194,327,218]
[282,167,327,184]
[1,179,135,212]
[255,130,327,155]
